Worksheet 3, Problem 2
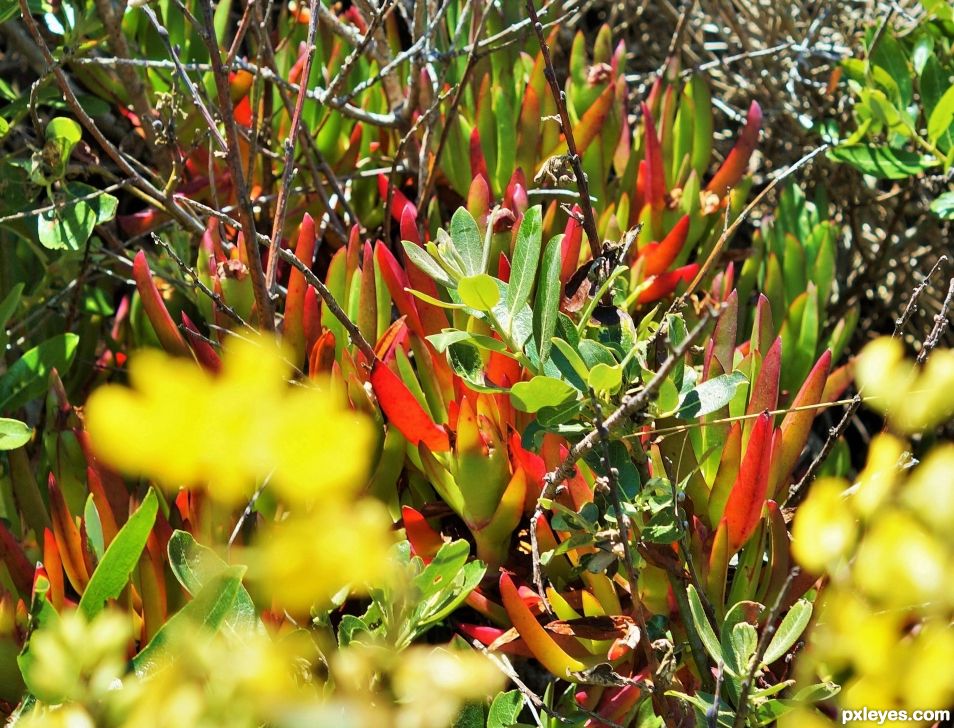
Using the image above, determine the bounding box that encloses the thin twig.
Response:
[150,233,252,331]
[591,391,677,724]
[893,256,948,337]
[195,0,275,329]
[17,0,206,238]
[417,1,489,222]
[175,197,376,361]
[917,276,954,365]
[526,0,601,261]
[786,395,861,507]
[140,4,227,151]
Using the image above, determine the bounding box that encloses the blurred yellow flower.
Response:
[20,609,130,705]
[903,444,954,534]
[85,334,374,504]
[792,478,857,573]
[250,500,393,613]
[856,337,954,434]
[854,512,947,608]
[852,434,904,518]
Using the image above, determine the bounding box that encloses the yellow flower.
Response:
[85,334,374,504]
[792,478,857,573]
[19,609,130,705]
[250,500,393,613]
[903,444,954,534]
[852,434,904,518]
[853,512,947,609]
[856,337,954,433]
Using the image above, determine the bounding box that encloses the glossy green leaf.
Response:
[588,363,623,393]
[0,418,32,451]
[927,84,954,144]
[167,530,260,634]
[488,690,524,728]
[511,376,578,413]
[930,191,954,219]
[37,182,118,251]
[0,333,79,412]
[0,283,24,336]
[687,584,722,664]
[44,117,82,174]
[83,494,105,561]
[870,33,912,105]
[677,372,747,419]
[79,489,158,619]
[828,145,935,179]
[402,241,455,288]
[133,565,246,677]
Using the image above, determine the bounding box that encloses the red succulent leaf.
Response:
[284,213,317,363]
[770,350,832,498]
[400,204,421,245]
[457,623,534,657]
[638,214,690,276]
[560,206,584,284]
[635,263,698,304]
[181,312,222,373]
[469,127,490,187]
[308,330,337,377]
[132,250,190,357]
[641,103,665,210]
[375,242,424,338]
[401,505,443,562]
[47,473,90,592]
[377,173,418,223]
[706,100,762,198]
[370,361,450,451]
[0,521,34,597]
[498,252,511,282]
[302,286,321,354]
[722,411,774,554]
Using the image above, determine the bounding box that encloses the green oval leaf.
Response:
[0,417,32,451]
[828,145,936,179]
[0,333,79,412]
[677,371,748,419]
[763,599,813,665]
[511,375,578,413]
[533,235,563,364]
[167,530,260,635]
[588,363,623,393]
[458,273,500,311]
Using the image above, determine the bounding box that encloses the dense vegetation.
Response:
[0,0,953,726]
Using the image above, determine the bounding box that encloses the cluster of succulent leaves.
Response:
[1,1,953,727]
